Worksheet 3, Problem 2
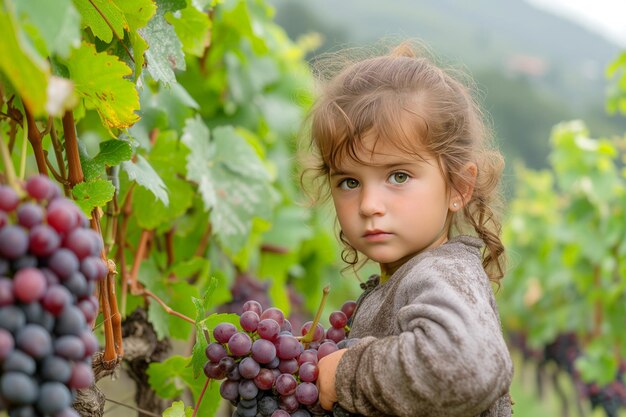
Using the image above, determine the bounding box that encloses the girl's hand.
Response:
[316,348,347,410]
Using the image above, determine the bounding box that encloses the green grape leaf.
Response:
[82,139,133,181]
[262,206,313,251]
[147,354,220,417]
[65,43,140,129]
[147,355,189,399]
[112,0,156,30]
[14,0,81,58]
[141,264,199,340]
[166,4,211,57]
[139,0,186,85]
[189,277,217,378]
[129,163,193,230]
[181,116,275,253]
[122,154,169,205]
[162,401,193,417]
[71,179,115,216]
[72,0,126,43]
[112,0,156,78]
[0,11,49,116]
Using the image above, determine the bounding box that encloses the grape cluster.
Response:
[206,299,357,417]
[0,176,103,417]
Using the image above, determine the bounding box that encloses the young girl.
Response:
[303,41,514,416]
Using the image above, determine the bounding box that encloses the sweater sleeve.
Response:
[334,264,513,417]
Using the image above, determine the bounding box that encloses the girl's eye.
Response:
[389,172,409,184]
[339,178,359,190]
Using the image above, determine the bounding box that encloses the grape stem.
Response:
[23,104,48,175]
[301,285,331,344]
[49,121,70,196]
[192,378,212,417]
[62,110,83,186]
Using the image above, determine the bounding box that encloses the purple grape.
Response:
[278,358,299,374]
[42,285,72,316]
[64,228,102,259]
[341,301,356,319]
[251,338,276,364]
[0,372,38,405]
[238,379,258,400]
[46,200,79,234]
[16,203,44,228]
[0,305,27,333]
[48,248,79,279]
[275,334,302,360]
[3,349,37,375]
[205,342,228,363]
[15,324,52,359]
[317,341,338,360]
[213,322,237,344]
[67,361,94,389]
[228,332,252,357]
[40,356,72,383]
[260,307,285,325]
[204,362,227,380]
[274,373,297,396]
[13,267,47,303]
[278,394,299,413]
[253,368,275,390]
[295,382,319,405]
[54,335,86,360]
[326,326,346,343]
[25,175,58,201]
[36,382,72,415]
[80,256,107,281]
[238,357,261,379]
[298,362,319,383]
[301,321,325,342]
[28,224,61,257]
[0,225,29,259]
[280,319,292,333]
[242,300,263,315]
[329,311,348,329]
[220,379,240,401]
[0,186,20,211]
[239,310,260,332]
[257,318,280,341]
[271,410,290,417]
[297,349,318,365]
[258,396,279,415]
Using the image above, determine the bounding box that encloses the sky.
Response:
[526,0,626,47]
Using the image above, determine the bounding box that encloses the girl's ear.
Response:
[449,162,477,212]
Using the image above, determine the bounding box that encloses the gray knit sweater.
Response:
[335,236,513,417]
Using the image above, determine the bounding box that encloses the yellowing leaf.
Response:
[65,43,140,128]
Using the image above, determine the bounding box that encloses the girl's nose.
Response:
[358,186,385,217]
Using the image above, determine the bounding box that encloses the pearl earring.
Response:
[452,202,459,209]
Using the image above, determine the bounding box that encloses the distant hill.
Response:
[270,0,626,170]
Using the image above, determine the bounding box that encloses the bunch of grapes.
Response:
[0,176,103,417]
[205,299,357,417]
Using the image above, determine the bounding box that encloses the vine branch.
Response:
[23,104,48,175]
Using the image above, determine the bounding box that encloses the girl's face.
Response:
[330,135,457,276]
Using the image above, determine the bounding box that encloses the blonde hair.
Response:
[300,40,506,283]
